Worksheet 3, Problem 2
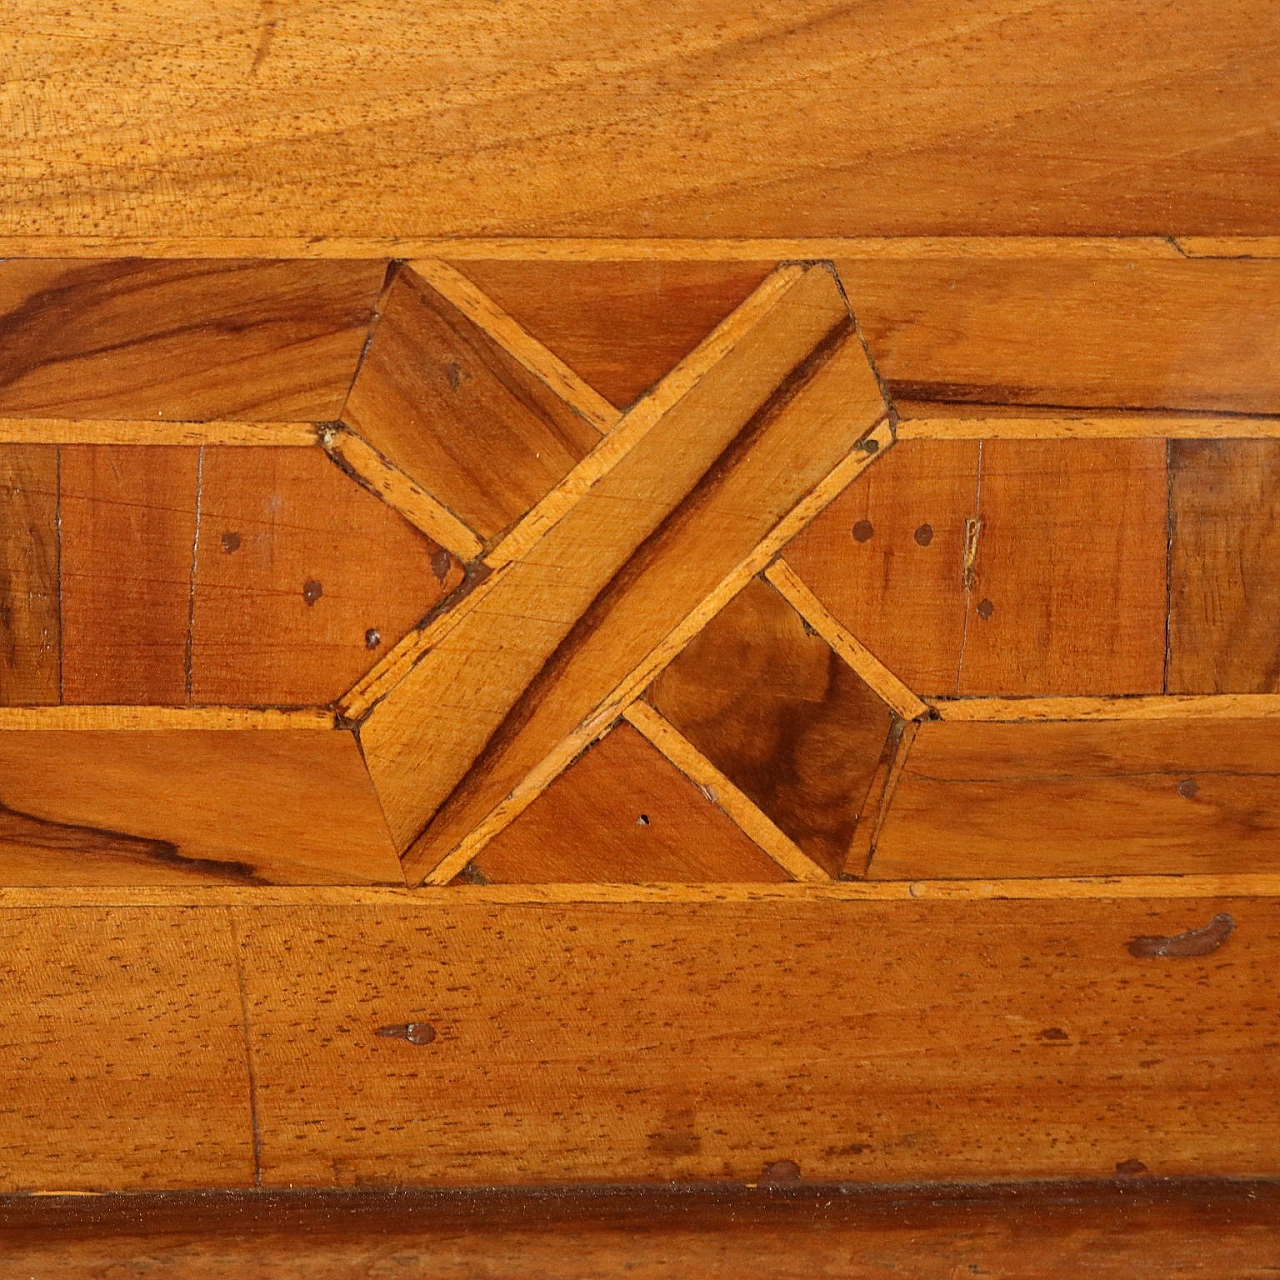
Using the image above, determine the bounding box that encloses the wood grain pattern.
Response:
[453,261,778,408]
[784,441,979,695]
[236,897,1280,1186]
[931,695,1280,722]
[647,578,894,877]
[6,1183,1280,1278]
[0,907,252,1189]
[897,404,1280,439]
[0,731,402,885]
[469,723,791,884]
[871,719,1280,879]
[59,445,198,704]
[1,2,1275,238]
[0,706,334,730]
[959,441,1168,695]
[191,448,462,707]
[357,265,855,854]
[407,324,889,882]
[836,259,1280,414]
[0,445,59,704]
[1168,440,1280,693]
[343,265,603,542]
[0,419,318,445]
[0,260,384,419]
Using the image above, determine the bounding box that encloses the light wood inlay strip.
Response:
[764,559,930,720]
[623,702,830,884]
[0,420,318,445]
[897,413,1280,440]
[929,695,1280,722]
[0,706,336,730]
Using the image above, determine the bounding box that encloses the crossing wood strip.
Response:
[643,578,895,877]
[0,445,59,704]
[235,897,1280,1187]
[870,719,1280,880]
[763,559,930,720]
[58,445,198,705]
[836,258,1280,414]
[408,342,891,884]
[845,718,919,878]
[930,695,1280,721]
[0,907,254,1190]
[0,420,318,445]
[0,706,334,730]
[623,701,828,882]
[357,265,853,853]
[343,264,603,541]
[424,415,897,884]
[0,730,404,885]
[0,260,386,420]
[1167,440,1280,693]
[318,426,485,560]
[470,720,794,884]
[452,260,778,408]
[408,260,619,431]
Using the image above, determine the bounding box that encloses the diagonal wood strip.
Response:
[356,264,865,859]
[763,559,931,721]
[409,364,894,884]
[623,701,830,883]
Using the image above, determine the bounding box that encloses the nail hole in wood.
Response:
[852,520,874,543]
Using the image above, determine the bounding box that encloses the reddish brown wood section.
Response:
[0,260,385,420]
[454,261,777,407]
[471,723,789,883]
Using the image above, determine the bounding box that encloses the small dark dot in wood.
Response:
[857,437,880,454]
[220,531,242,554]
[976,598,995,620]
[761,1159,802,1184]
[431,548,453,583]
[852,520,874,543]
[1115,1158,1148,1178]
[302,579,324,606]
[914,523,934,546]
[365,628,381,650]
[1177,778,1199,798]
[446,362,463,391]
[636,814,651,826]
[1040,1027,1069,1041]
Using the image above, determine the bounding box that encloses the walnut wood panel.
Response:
[191,448,462,706]
[0,445,59,704]
[59,445,198,704]
[2,2,1275,238]
[0,260,384,419]
[647,578,893,877]
[959,440,1168,695]
[470,723,789,883]
[237,897,1280,1186]
[358,265,856,854]
[453,261,777,408]
[5,1183,1280,1278]
[836,259,1280,414]
[1168,439,1280,693]
[784,441,979,695]
[0,907,252,1189]
[0,731,402,885]
[872,719,1280,879]
[344,265,603,541]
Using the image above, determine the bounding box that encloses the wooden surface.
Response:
[1,1,1276,239]
[0,444,59,703]
[470,723,790,884]
[3,1182,1280,1278]
[0,260,384,419]
[872,719,1280,879]
[0,731,402,885]
[344,264,602,542]
[647,578,893,877]
[237,897,1280,1186]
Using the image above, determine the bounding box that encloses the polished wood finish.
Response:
[0,260,384,419]
[0,731,402,884]
[647,578,893,877]
[0,445,59,704]
[1169,439,1280,693]
[471,722,791,883]
[872,719,1280,879]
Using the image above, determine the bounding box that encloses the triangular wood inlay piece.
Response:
[451,261,777,408]
[469,723,790,884]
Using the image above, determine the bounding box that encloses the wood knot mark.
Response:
[1128,912,1234,958]
[851,520,874,542]
[376,1022,436,1045]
